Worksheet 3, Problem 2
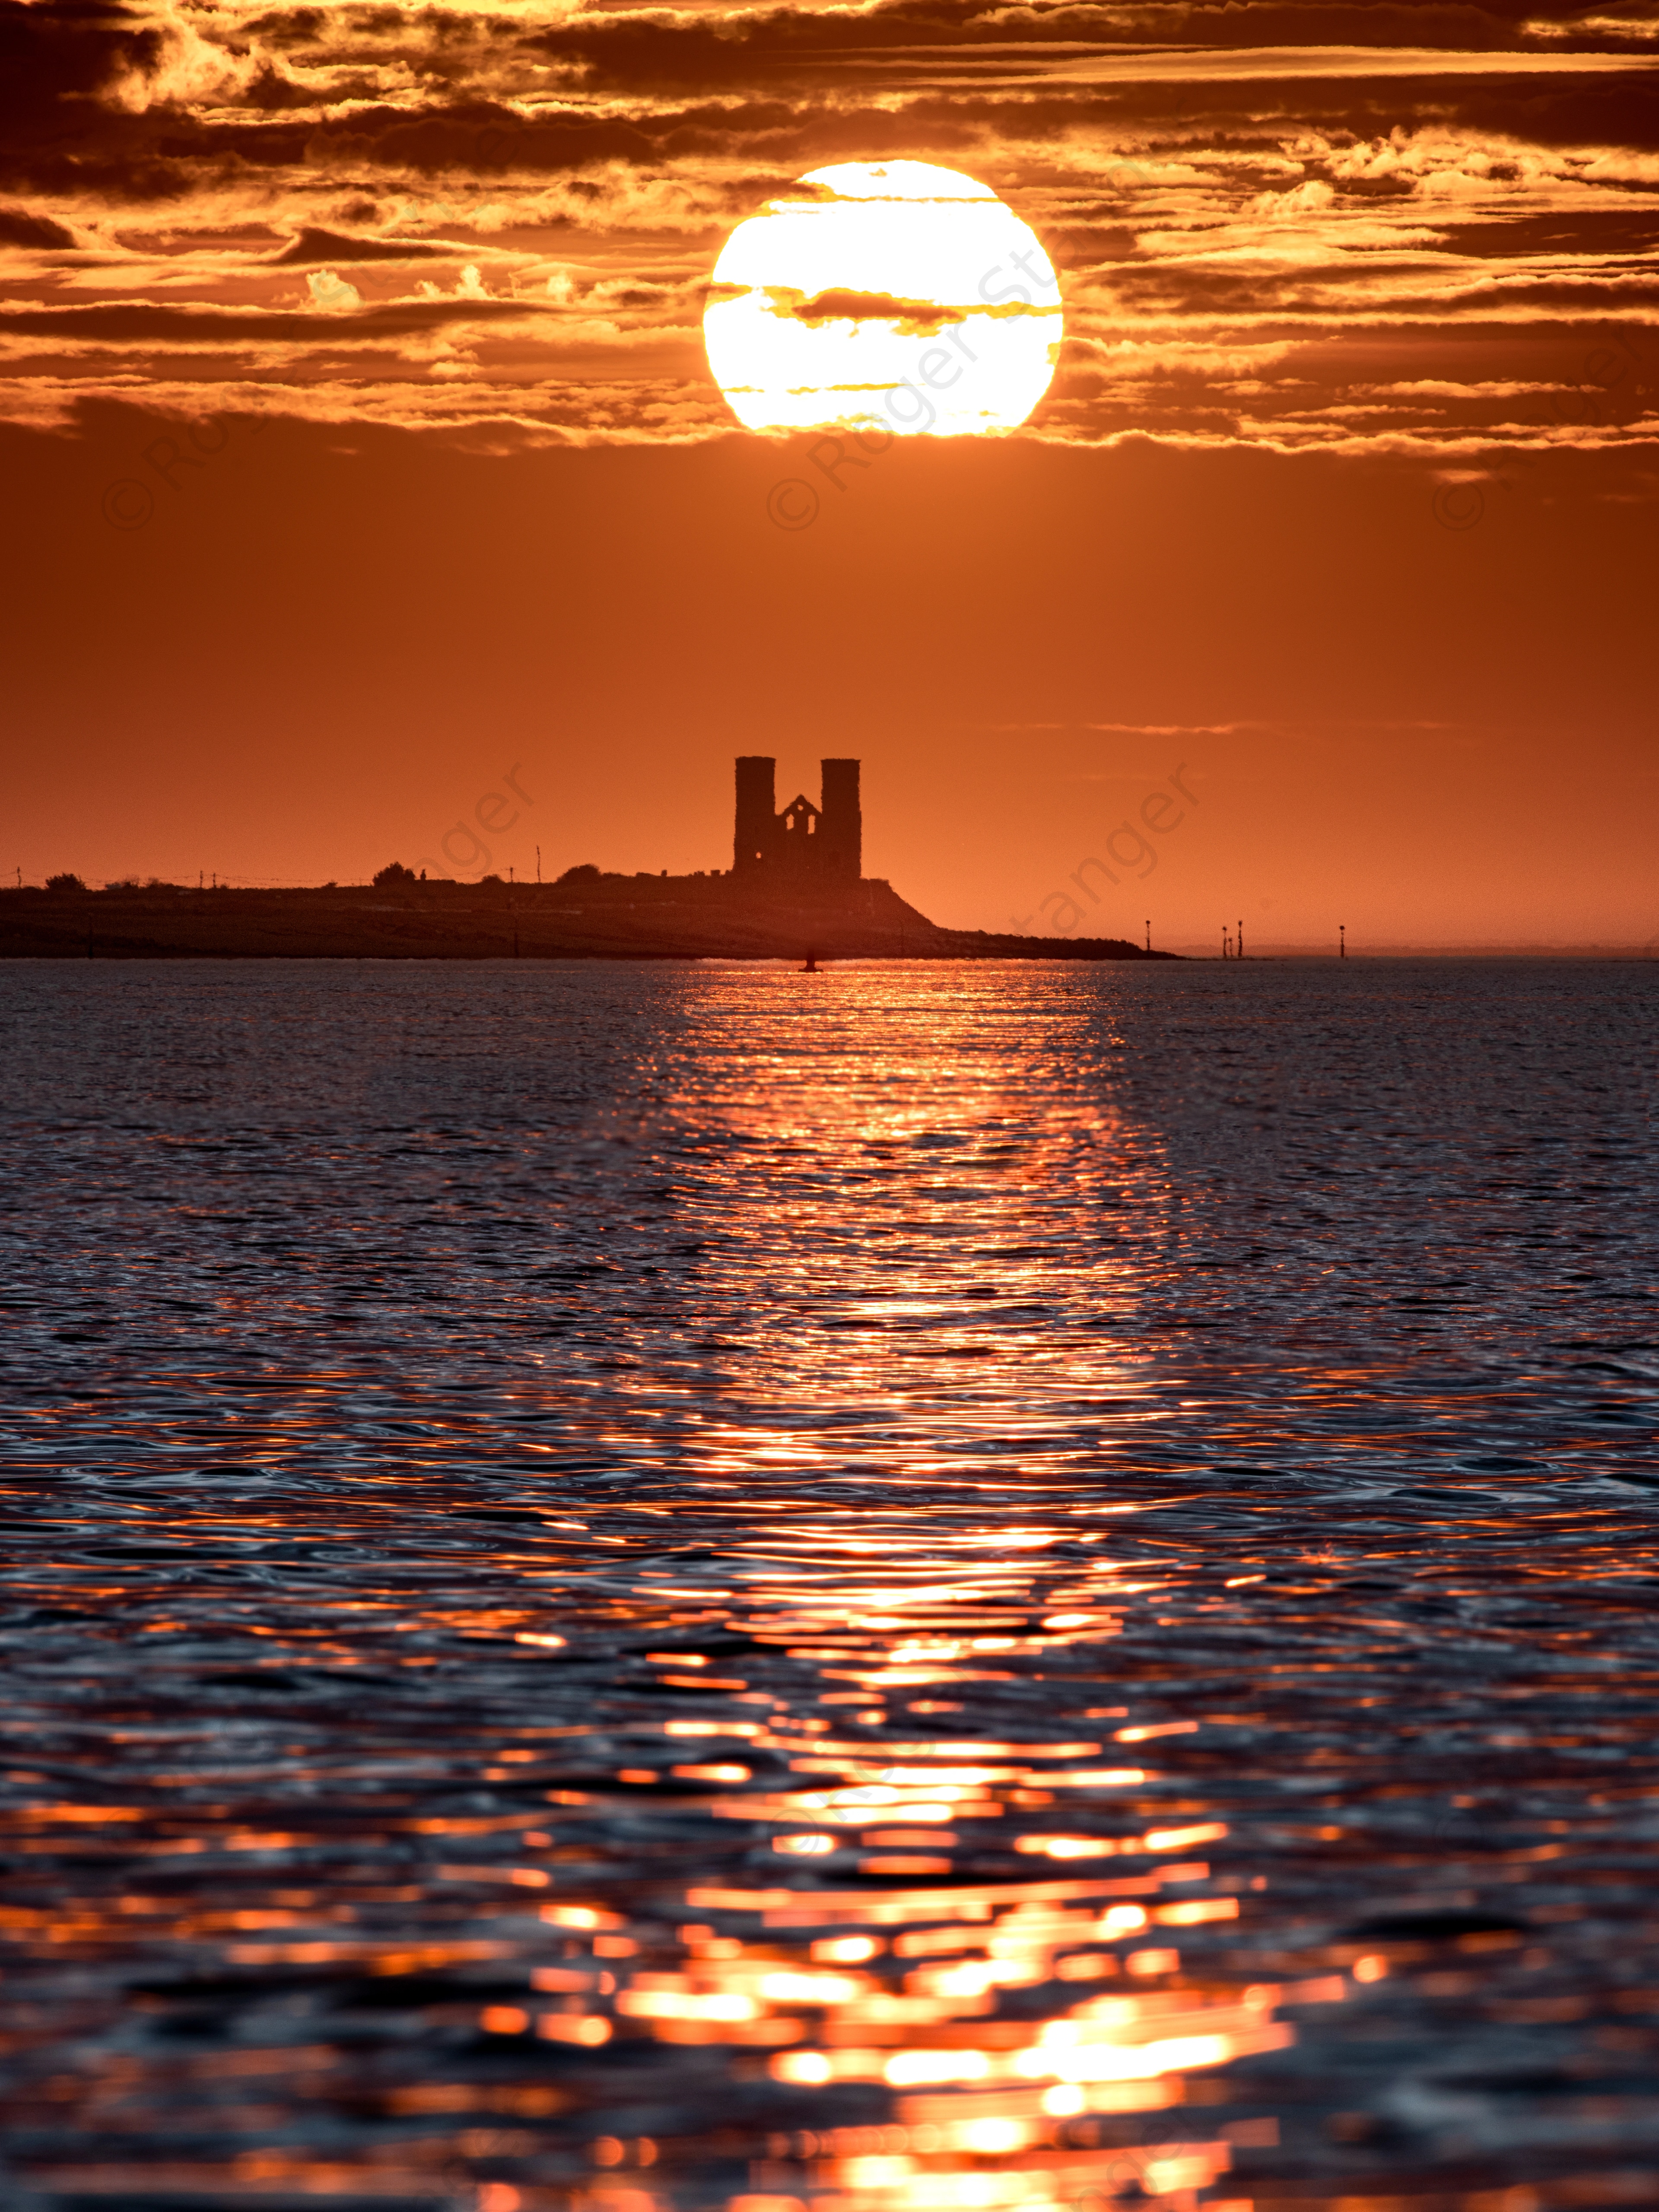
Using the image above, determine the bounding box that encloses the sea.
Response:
[1,957,1655,2212]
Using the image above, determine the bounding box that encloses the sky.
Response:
[1,0,1655,948]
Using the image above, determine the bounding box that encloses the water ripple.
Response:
[1,960,1655,2212]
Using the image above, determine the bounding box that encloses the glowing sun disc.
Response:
[704,160,1062,437]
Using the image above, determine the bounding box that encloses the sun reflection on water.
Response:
[5,964,1656,2209]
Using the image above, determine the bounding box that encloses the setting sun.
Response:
[6,3,1653,2206]
[704,160,1062,436]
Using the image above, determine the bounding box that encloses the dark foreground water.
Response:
[2,959,1656,2212]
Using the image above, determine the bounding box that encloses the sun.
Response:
[704,160,1062,438]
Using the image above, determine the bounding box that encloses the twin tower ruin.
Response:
[734,757,861,885]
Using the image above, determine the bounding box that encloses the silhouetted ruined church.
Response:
[734,757,861,884]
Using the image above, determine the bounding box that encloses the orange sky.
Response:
[1,0,1655,946]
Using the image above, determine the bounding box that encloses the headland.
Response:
[2,757,1177,964]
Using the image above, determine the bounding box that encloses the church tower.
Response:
[734,756,777,875]
[818,758,861,882]
[731,756,861,883]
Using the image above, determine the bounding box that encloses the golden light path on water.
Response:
[3,963,1656,2212]
[484,985,1281,2211]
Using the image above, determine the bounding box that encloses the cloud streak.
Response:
[0,0,1650,457]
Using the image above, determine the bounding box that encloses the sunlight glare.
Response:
[705,160,1062,435]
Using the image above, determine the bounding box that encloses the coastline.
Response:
[0,878,1178,963]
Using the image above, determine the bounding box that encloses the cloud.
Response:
[273,227,448,266]
[306,269,362,311]
[426,263,492,301]
[0,0,1653,454]
[766,287,969,332]
[0,204,77,248]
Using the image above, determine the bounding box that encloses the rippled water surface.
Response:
[2,959,1656,2212]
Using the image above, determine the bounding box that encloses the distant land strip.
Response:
[0,879,1178,964]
